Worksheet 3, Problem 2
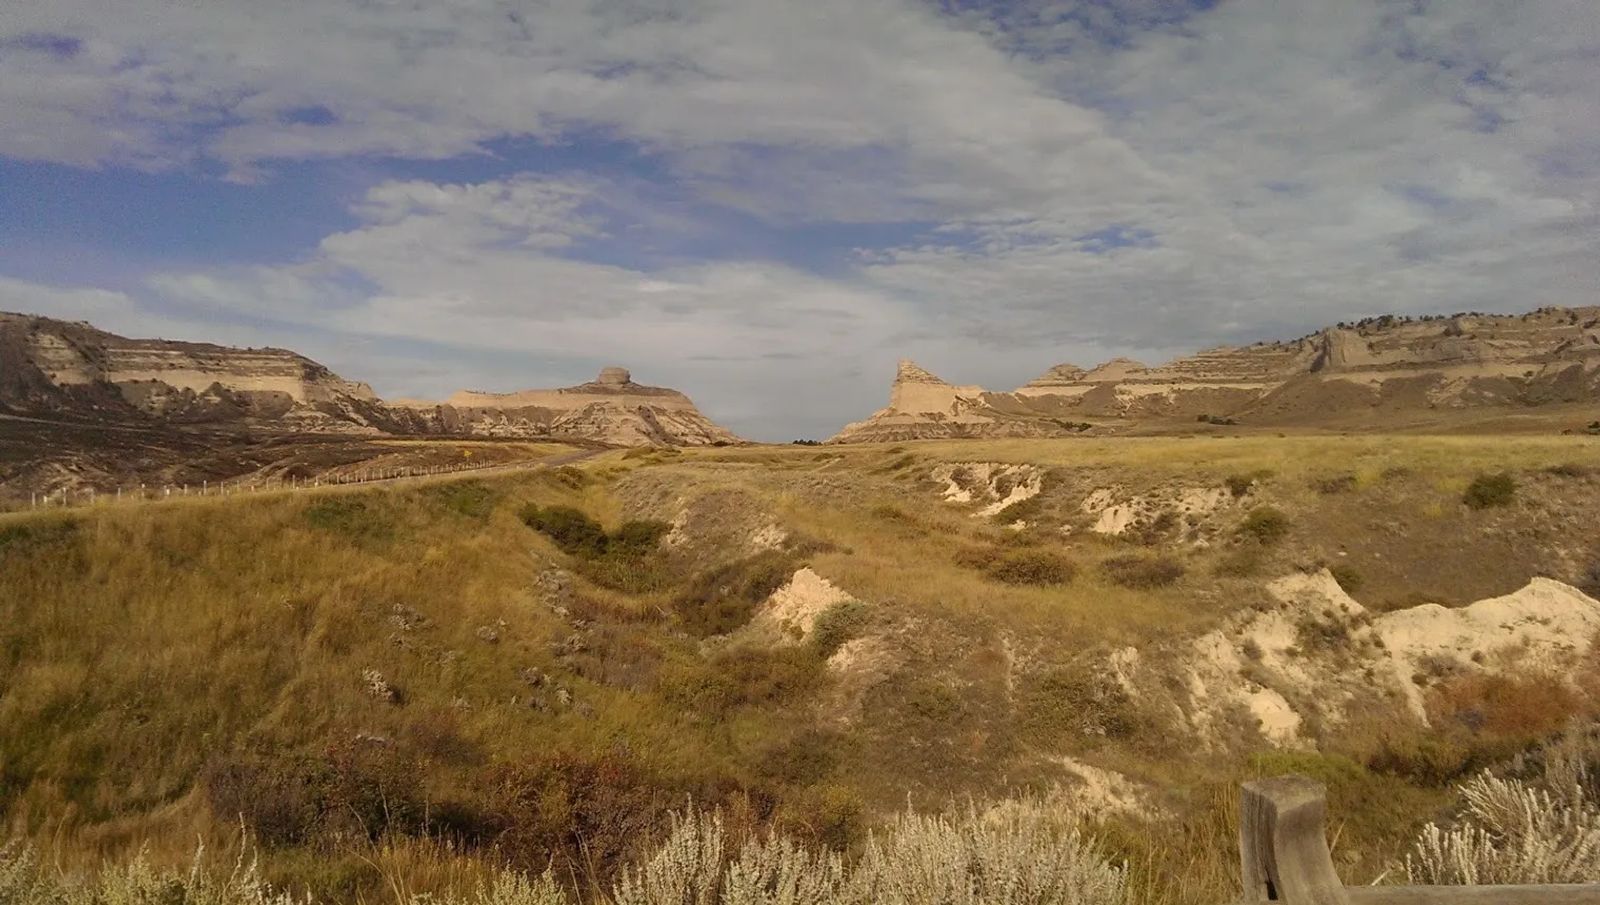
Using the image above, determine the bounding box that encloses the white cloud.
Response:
[1,0,1597,436]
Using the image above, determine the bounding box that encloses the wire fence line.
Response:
[12,457,556,514]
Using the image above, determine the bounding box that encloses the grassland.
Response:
[2,434,1598,904]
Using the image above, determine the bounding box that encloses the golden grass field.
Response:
[2,433,1598,904]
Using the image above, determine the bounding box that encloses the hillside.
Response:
[832,306,1600,441]
[0,313,739,446]
[4,434,1600,903]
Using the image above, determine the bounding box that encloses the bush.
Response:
[672,552,797,637]
[1463,473,1517,509]
[1312,474,1358,494]
[303,498,393,544]
[520,504,608,556]
[1329,563,1364,594]
[427,480,500,519]
[1099,554,1184,589]
[660,646,824,714]
[986,550,1076,586]
[1019,662,1140,742]
[1236,507,1290,545]
[1215,547,1263,578]
[809,600,872,658]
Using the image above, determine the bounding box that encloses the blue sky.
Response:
[1,0,1597,439]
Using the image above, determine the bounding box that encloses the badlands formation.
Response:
[392,366,740,447]
[832,306,1600,442]
[0,313,738,446]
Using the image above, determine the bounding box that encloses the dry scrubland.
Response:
[3,434,1600,904]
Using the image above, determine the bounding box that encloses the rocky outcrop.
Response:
[0,312,740,447]
[829,359,1092,443]
[392,366,741,446]
[830,306,1600,441]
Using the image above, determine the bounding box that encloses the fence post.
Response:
[1240,776,1349,905]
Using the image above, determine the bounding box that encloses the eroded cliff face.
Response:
[829,306,1600,441]
[393,366,742,446]
[1,314,741,446]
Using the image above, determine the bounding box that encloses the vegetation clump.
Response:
[1235,506,1290,545]
[809,599,872,658]
[1099,554,1185,589]
[1463,472,1517,509]
[985,549,1077,586]
[671,551,797,637]
[519,504,672,592]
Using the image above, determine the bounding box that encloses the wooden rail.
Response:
[1240,776,1600,905]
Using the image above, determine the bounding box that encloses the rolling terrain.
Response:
[3,433,1599,904]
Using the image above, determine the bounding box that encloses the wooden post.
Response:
[1240,776,1350,905]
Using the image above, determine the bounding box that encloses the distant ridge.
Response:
[0,312,741,447]
[829,306,1600,442]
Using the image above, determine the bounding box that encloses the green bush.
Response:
[426,479,499,519]
[0,518,78,557]
[1329,563,1364,594]
[1099,554,1185,589]
[1463,472,1517,509]
[1019,662,1140,743]
[1312,474,1358,494]
[303,498,393,544]
[810,599,872,657]
[672,551,797,637]
[986,549,1077,586]
[1236,506,1290,545]
[520,504,608,556]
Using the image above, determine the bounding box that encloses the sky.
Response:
[0,1,1597,440]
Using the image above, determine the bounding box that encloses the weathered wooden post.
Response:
[1241,776,1349,905]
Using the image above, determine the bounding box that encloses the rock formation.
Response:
[393,366,740,447]
[830,306,1600,441]
[0,312,740,447]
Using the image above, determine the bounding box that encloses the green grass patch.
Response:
[1235,506,1290,545]
[1463,472,1517,509]
[985,549,1076,586]
[1100,554,1185,589]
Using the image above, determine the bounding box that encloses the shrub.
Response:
[303,498,393,544]
[1099,554,1184,589]
[1312,474,1358,494]
[1406,770,1600,884]
[1020,662,1140,742]
[610,520,672,556]
[520,504,608,556]
[1236,507,1290,545]
[1547,463,1593,478]
[427,480,500,519]
[1329,563,1364,594]
[1224,473,1260,497]
[672,552,797,637]
[1215,547,1263,578]
[808,599,871,658]
[986,549,1076,586]
[0,518,78,556]
[854,800,1127,905]
[1463,473,1517,509]
[660,646,824,714]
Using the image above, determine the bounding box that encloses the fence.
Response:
[16,460,513,513]
[1241,776,1600,905]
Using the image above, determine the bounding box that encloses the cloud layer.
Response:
[1,0,1596,438]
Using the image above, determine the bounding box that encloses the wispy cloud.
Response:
[0,0,1596,439]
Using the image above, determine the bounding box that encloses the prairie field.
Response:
[3,434,1600,904]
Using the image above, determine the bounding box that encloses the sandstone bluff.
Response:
[0,312,740,447]
[830,306,1600,443]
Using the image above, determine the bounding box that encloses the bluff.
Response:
[829,306,1600,442]
[391,366,741,447]
[0,313,740,446]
